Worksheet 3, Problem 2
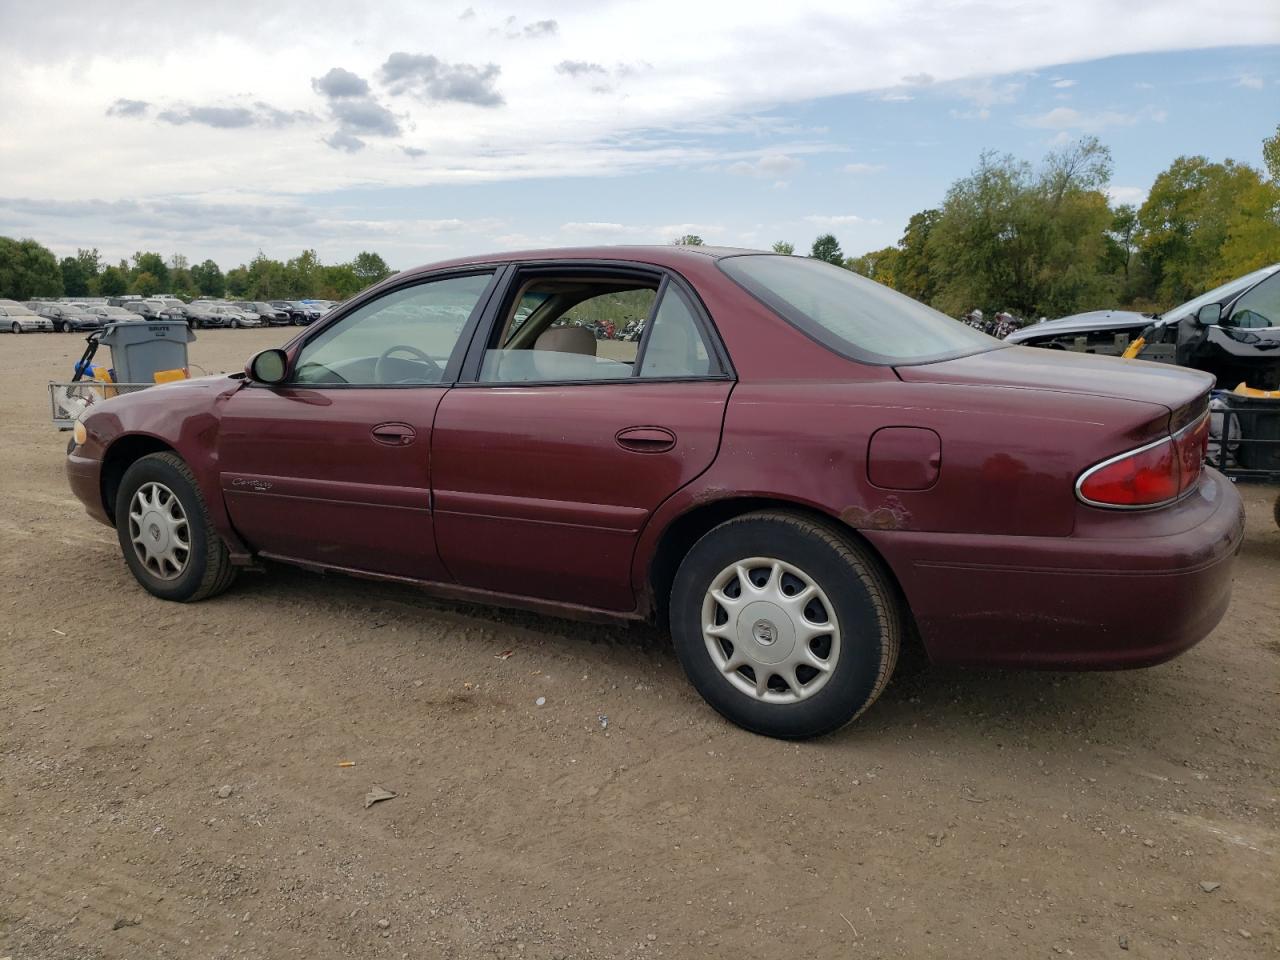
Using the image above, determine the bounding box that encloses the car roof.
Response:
[398,244,762,279]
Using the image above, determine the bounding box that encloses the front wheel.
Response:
[11,322,20,334]
[115,452,237,602]
[669,512,900,739]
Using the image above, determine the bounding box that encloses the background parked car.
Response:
[210,304,260,328]
[0,302,55,333]
[1006,264,1280,390]
[120,299,187,322]
[237,301,291,325]
[83,305,145,324]
[184,302,225,329]
[26,301,103,332]
[269,300,314,325]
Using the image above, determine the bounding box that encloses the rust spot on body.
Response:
[841,496,911,530]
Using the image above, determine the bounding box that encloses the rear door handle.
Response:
[372,422,416,446]
[616,426,676,453]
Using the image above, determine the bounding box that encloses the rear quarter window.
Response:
[719,254,1000,365]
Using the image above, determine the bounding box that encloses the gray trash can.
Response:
[100,321,196,383]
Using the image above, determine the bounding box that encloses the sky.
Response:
[0,0,1277,271]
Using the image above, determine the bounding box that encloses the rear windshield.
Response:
[719,254,1000,365]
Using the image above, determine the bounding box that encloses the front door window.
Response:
[295,272,495,385]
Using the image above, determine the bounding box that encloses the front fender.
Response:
[79,376,252,560]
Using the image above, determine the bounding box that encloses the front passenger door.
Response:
[432,270,734,611]
[217,270,498,580]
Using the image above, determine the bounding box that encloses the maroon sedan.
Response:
[66,247,1245,738]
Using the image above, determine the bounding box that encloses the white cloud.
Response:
[842,162,886,174]
[0,0,1277,262]
[804,214,878,228]
[727,153,803,177]
[1022,105,1167,131]
[1235,73,1264,89]
[1108,185,1147,205]
[559,221,629,234]
[1051,77,1078,88]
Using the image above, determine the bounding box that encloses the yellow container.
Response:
[153,368,190,384]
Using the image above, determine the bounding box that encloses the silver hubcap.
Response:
[128,482,190,580]
[702,557,841,703]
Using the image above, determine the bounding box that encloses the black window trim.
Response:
[264,265,507,391]
[455,259,735,387]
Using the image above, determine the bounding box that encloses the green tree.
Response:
[671,234,704,246]
[893,209,941,302]
[0,237,63,299]
[352,251,392,287]
[97,265,128,296]
[225,266,251,298]
[190,259,226,297]
[246,252,289,299]
[846,246,900,285]
[131,271,161,297]
[320,263,361,300]
[1137,156,1271,301]
[771,241,795,255]
[809,234,844,265]
[1263,123,1280,182]
[285,249,322,298]
[1217,176,1280,281]
[131,251,170,290]
[925,138,1115,317]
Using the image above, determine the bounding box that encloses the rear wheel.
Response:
[115,452,237,602]
[669,511,900,739]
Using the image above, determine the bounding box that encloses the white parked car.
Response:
[0,302,55,333]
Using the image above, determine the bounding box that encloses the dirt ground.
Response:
[1,327,1277,960]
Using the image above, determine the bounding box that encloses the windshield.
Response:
[1162,264,1280,324]
[719,254,999,365]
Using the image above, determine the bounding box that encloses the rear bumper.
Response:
[866,469,1245,669]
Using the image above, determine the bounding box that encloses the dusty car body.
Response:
[66,246,1244,738]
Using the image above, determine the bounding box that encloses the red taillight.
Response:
[1174,413,1209,494]
[1076,414,1208,509]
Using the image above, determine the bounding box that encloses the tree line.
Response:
[789,126,1280,320]
[0,243,394,303]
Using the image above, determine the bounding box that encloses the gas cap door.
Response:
[867,426,941,491]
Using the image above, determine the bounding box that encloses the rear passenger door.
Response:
[431,265,734,611]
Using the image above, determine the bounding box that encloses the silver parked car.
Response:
[0,301,55,333]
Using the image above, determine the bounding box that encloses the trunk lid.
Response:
[897,346,1213,428]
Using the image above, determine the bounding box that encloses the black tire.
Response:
[11,322,20,335]
[1273,493,1280,532]
[114,452,237,602]
[669,511,900,739]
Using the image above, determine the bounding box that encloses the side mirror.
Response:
[1195,303,1222,327]
[246,348,289,385]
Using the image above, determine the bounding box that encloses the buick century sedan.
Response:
[66,246,1245,738]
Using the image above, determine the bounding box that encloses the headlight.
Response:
[72,420,87,446]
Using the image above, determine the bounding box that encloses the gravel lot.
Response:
[2,328,1277,959]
